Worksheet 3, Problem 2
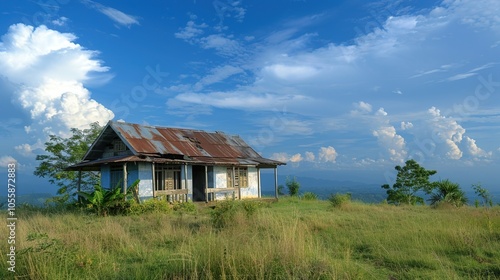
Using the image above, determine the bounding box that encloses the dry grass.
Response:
[1,199,499,279]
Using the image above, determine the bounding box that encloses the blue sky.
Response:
[1,0,500,194]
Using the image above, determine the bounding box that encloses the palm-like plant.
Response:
[429,179,467,207]
[78,179,139,216]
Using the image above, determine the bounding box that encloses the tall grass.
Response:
[1,199,499,279]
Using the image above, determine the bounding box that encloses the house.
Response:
[67,121,285,202]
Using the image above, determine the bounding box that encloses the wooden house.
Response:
[68,121,284,202]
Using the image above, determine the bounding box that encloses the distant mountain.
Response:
[260,174,386,203]
[0,193,54,209]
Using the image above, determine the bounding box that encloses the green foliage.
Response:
[381,159,437,205]
[241,200,262,217]
[77,180,139,216]
[34,122,102,197]
[429,179,467,207]
[328,193,352,208]
[210,200,238,229]
[128,198,171,215]
[286,176,301,196]
[172,201,197,213]
[472,183,493,207]
[301,191,318,200]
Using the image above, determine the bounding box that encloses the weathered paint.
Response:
[182,165,193,201]
[240,167,259,198]
[137,162,153,198]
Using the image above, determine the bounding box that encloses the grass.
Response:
[1,198,499,279]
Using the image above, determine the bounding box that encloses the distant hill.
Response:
[260,174,386,203]
[0,193,54,209]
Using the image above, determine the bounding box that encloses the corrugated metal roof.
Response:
[80,121,284,167]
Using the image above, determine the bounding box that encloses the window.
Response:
[155,165,181,191]
[227,167,248,188]
[113,140,126,152]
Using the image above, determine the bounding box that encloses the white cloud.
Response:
[0,24,114,153]
[289,153,303,163]
[464,136,492,159]
[0,156,17,167]
[172,91,306,111]
[271,152,289,163]
[305,151,315,162]
[318,146,337,163]
[175,20,208,41]
[52,17,68,27]
[401,121,413,130]
[82,0,139,27]
[263,64,318,81]
[427,107,465,160]
[200,34,242,56]
[351,101,373,114]
[194,65,243,90]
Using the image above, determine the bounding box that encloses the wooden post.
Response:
[152,162,156,198]
[257,167,261,198]
[123,162,128,195]
[274,167,278,199]
[205,165,209,203]
[184,164,188,201]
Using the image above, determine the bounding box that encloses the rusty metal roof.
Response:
[79,121,284,168]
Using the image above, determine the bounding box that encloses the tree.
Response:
[472,183,493,207]
[381,159,437,205]
[429,179,467,207]
[34,122,102,199]
[286,176,300,197]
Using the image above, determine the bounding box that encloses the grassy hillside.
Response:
[1,198,499,279]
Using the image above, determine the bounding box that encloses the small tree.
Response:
[429,179,467,207]
[381,159,437,205]
[286,176,300,197]
[34,122,102,199]
[472,183,493,207]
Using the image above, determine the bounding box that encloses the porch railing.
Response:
[154,189,189,202]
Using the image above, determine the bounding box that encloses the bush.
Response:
[172,201,197,213]
[241,200,262,217]
[211,200,238,229]
[286,176,301,197]
[301,192,318,200]
[328,193,351,208]
[128,199,171,215]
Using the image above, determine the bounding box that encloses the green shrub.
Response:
[302,192,318,200]
[286,176,301,196]
[211,200,238,229]
[328,193,352,208]
[241,200,261,217]
[128,198,171,215]
[172,201,197,213]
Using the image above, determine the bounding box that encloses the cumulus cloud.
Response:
[351,101,373,115]
[318,146,337,163]
[352,103,407,163]
[0,156,17,167]
[289,153,303,163]
[427,107,465,160]
[0,24,114,154]
[401,121,413,130]
[271,152,289,163]
[305,151,315,162]
[464,136,492,159]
